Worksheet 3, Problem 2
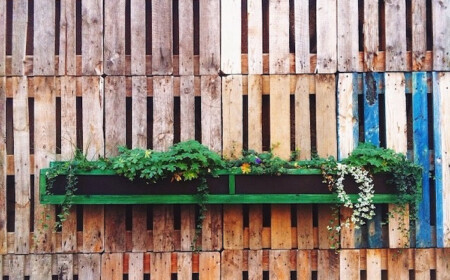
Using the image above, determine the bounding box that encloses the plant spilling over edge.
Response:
[45,140,423,249]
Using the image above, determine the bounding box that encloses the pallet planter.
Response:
[39,166,409,205]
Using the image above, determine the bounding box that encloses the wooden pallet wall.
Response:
[1,0,450,279]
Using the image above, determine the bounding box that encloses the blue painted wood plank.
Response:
[433,72,444,248]
[413,72,432,247]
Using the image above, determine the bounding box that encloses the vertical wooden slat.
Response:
[269,0,289,74]
[0,0,6,75]
[6,255,25,280]
[131,205,148,252]
[131,76,147,148]
[222,75,243,158]
[385,73,409,248]
[57,254,74,280]
[153,76,174,151]
[130,0,146,75]
[221,0,241,74]
[415,249,432,280]
[248,205,263,250]
[269,250,290,279]
[297,205,313,249]
[318,205,334,249]
[180,205,195,251]
[412,0,426,71]
[177,252,192,280]
[179,0,194,75]
[317,250,339,280]
[271,204,291,249]
[201,76,221,153]
[432,0,450,70]
[101,253,123,279]
[413,72,431,247]
[316,0,337,73]
[247,0,263,74]
[60,77,77,253]
[104,205,126,252]
[339,250,360,280]
[180,76,195,141]
[366,249,382,280]
[223,205,243,249]
[221,250,243,280]
[295,75,311,160]
[363,0,379,71]
[248,250,263,279]
[105,76,126,156]
[337,0,359,72]
[199,252,220,280]
[11,0,28,75]
[58,0,76,75]
[33,0,55,75]
[153,205,174,252]
[33,77,56,253]
[436,248,450,279]
[270,75,290,159]
[199,0,220,75]
[82,0,103,75]
[248,75,262,152]
[12,77,30,254]
[337,73,358,160]
[297,250,312,280]
[388,249,409,280]
[152,0,173,75]
[30,254,52,279]
[82,76,104,253]
[385,0,407,71]
[316,74,337,158]
[104,0,126,75]
[201,205,222,251]
[129,253,144,280]
[433,72,450,248]
[78,254,101,280]
[295,0,310,73]
[0,77,6,254]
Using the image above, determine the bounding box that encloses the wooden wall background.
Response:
[0,0,450,279]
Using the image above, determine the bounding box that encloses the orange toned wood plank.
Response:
[340,207,359,249]
[318,205,335,249]
[436,248,450,280]
[199,0,220,75]
[101,253,123,279]
[222,75,243,158]
[82,205,104,253]
[270,75,290,159]
[201,205,222,251]
[388,249,409,280]
[201,76,222,153]
[269,250,290,279]
[385,0,407,71]
[223,205,243,249]
[249,205,263,250]
[339,250,360,280]
[11,0,28,75]
[297,205,314,249]
[153,205,174,252]
[297,250,312,280]
[12,77,30,254]
[0,77,5,254]
[247,0,263,74]
[199,252,220,280]
[180,205,195,251]
[153,76,174,151]
[81,0,103,75]
[294,75,311,160]
[271,205,292,249]
[132,205,148,252]
[415,248,433,280]
[33,0,55,75]
[221,250,243,279]
[221,0,241,74]
[58,0,76,75]
[318,250,339,280]
[180,76,195,141]
[248,75,263,152]
[130,0,146,75]
[316,74,337,158]
[152,0,173,75]
[104,206,126,252]
[177,252,192,280]
[248,250,263,279]
[316,0,337,73]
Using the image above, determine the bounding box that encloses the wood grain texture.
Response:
[221,250,243,280]
[57,254,74,280]
[128,253,144,280]
[199,252,220,280]
[131,76,147,148]
[337,0,359,71]
[385,0,407,71]
[223,205,243,249]
[339,250,360,280]
[317,250,339,280]
[153,76,174,151]
[297,250,312,280]
[152,0,173,75]
[297,205,314,249]
[104,0,126,75]
[82,204,104,253]
[78,254,101,280]
[221,0,241,74]
[432,0,450,70]
[11,0,28,75]
[247,0,263,74]
[179,0,194,75]
[269,250,290,279]
[104,206,126,252]
[388,249,409,280]
[248,250,263,279]
[180,76,195,141]
[153,205,174,252]
[271,205,291,249]
[337,73,358,160]
[294,75,311,160]
[105,76,126,156]
[248,75,262,152]
[316,74,337,158]
[318,205,334,249]
[12,77,30,254]
[201,76,222,153]
[412,0,427,70]
[316,0,337,73]
[30,254,52,279]
[366,249,381,279]
[82,76,104,159]
[33,0,55,75]
[249,205,263,249]
[6,255,25,280]
[33,77,56,253]
[0,77,6,254]
[180,205,195,251]
[130,0,146,75]
[177,252,192,280]
[363,0,379,71]
[0,0,5,75]
[415,249,433,280]
[58,0,76,75]
[436,249,450,279]
[201,205,222,251]
[101,253,123,279]
[295,0,310,73]
[269,0,289,74]
[131,205,148,252]
[222,75,243,158]
[82,0,103,75]
[270,75,290,159]
[199,0,220,75]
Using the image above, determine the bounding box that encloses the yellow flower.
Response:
[145,150,151,158]
[241,163,251,174]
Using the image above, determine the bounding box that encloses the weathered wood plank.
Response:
[177,252,192,280]
[33,0,55,75]
[340,250,360,280]
[58,0,76,75]
[388,249,409,280]
[316,0,337,73]
[248,75,262,152]
[130,0,146,75]
[271,205,291,249]
[363,0,379,71]
[104,206,126,252]
[385,0,407,71]
[248,250,263,279]
[436,248,450,279]
[318,205,335,249]
[316,74,337,157]
[11,0,28,75]
[221,250,243,280]
[317,250,339,280]
[223,205,243,249]
[180,76,195,141]
[201,205,222,251]
[12,77,30,254]
[297,205,313,249]
[0,0,6,75]
[337,0,359,72]
[152,0,173,75]
[6,254,25,280]
[153,205,174,252]
[179,0,194,75]
[57,254,74,280]
[153,76,174,151]
[270,75,290,159]
[199,252,220,280]
[101,253,123,279]
[131,76,147,148]
[201,76,221,153]
[269,250,290,279]
[432,0,450,70]
[337,73,358,160]
[294,75,311,160]
[132,205,148,252]
[249,205,263,250]
[269,0,289,74]
[199,0,220,75]
[180,205,195,251]
[105,76,126,156]
[297,250,312,280]
[222,75,243,158]
[82,205,104,253]
[82,0,103,75]
[247,0,263,74]
[412,0,427,70]
[415,249,433,280]
[0,77,6,254]
[78,254,101,280]
[82,76,104,159]
[129,253,144,280]
[366,249,382,280]
[31,254,52,279]
[104,0,126,75]
[33,77,57,253]
[294,0,309,73]
[221,0,241,74]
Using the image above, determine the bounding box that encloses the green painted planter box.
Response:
[39,167,410,205]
